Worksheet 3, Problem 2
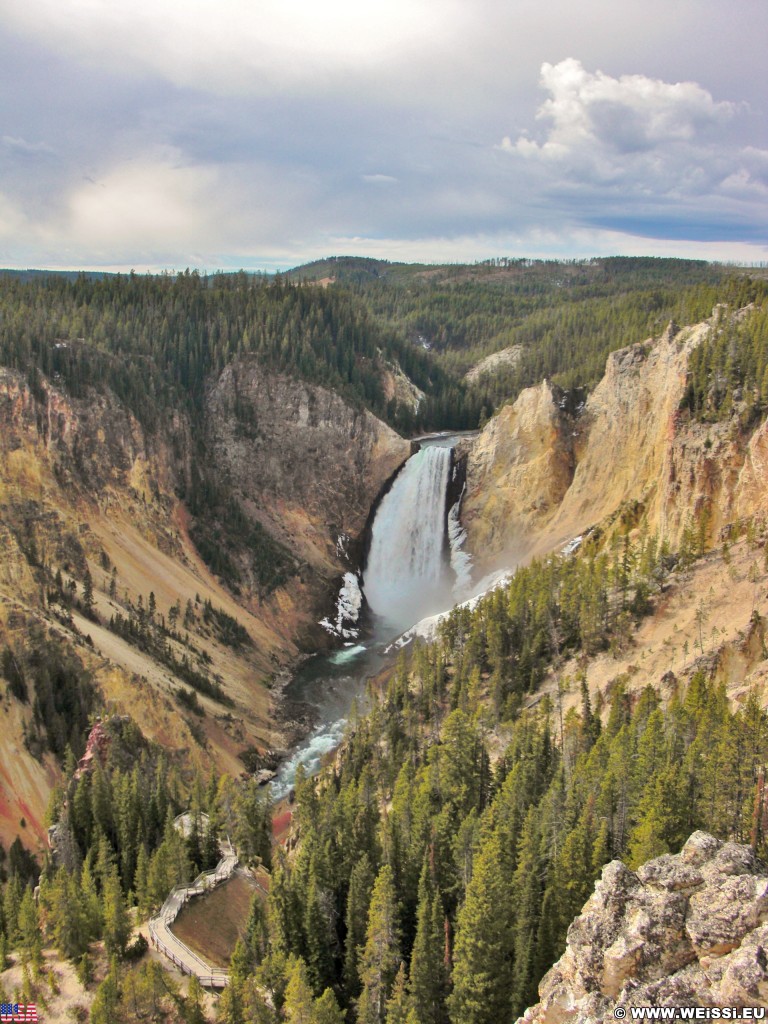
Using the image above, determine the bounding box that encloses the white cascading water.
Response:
[363,445,452,630]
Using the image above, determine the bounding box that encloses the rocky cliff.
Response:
[460,309,766,573]
[456,378,576,565]
[206,360,411,580]
[520,832,768,1022]
[0,361,408,848]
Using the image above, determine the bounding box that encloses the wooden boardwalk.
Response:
[148,838,238,988]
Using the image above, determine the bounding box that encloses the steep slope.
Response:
[455,378,577,565]
[520,832,768,1022]
[206,360,411,582]
[0,363,408,850]
[460,308,766,573]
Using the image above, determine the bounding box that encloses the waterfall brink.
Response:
[363,445,452,630]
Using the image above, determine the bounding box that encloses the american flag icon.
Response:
[0,1005,38,1021]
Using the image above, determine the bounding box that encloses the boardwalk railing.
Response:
[148,839,238,988]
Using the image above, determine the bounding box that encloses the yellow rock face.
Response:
[461,311,767,573]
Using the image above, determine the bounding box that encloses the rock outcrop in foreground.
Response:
[521,832,768,1023]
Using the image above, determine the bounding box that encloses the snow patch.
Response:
[319,571,363,640]
[560,535,583,558]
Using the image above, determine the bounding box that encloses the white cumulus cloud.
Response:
[500,59,755,198]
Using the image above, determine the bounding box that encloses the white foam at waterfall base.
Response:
[364,445,453,630]
[388,567,513,650]
[329,644,366,665]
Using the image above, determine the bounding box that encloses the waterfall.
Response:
[363,445,452,630]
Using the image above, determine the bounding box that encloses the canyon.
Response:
[0,271,767,1022]
[1,294,767,879]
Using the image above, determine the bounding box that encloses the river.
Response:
[271,431,475,798]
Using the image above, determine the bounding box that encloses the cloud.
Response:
[502,60,740,185]
[2,135,55,156]
[0,0,468,96]
[0,147,323,269]
[498,59,768,243]
[0,190,30,240]
[65,154,220,249]
[530,59,732,150]
[0,1,766,269]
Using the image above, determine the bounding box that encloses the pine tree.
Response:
[304,860,334,995]
[357,864,402,1024]
[448,830,514,1024]
[3,875,21,944]
[269,860,301,957]
[254,949,290,1015]
[218,939,248,1024]
[50,870,89,960]
[90,957,121,1024]
[510,806,547,1013]
[102,868,131,958]
[134,844,150,916]
[79,857,102,942]
[314,988,345,1024]
[82,567,94,615]
[184,974,208,1024]
[550,802,598,947]
[244,891,270,966]
[344,853,375,1001]
[241,977,279,1024]
[626,764,687,868]
[385,964,411,1024]
[283,955,315,1024]
[409,863,448,1024]
[17,886,41,969]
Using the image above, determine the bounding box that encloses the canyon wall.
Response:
[206,361,411,578]
[0,362,408,848]
[460,310,767,573]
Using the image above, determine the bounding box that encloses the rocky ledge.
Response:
[520,832,768,1023]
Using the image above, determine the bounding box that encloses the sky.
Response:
[0,0,766,271]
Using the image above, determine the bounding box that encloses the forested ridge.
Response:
[1,262,766,597]
[3,513,764,1022]
[215,519,768,1024]
[0,270,471,435]
[286,257,768,418]
[2,259,767,438]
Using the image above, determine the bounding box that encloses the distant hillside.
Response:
[286,256,765,415]
[0,271,418,852]
[0,268,111,282]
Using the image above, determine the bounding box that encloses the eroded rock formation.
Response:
[520,832,768,1023]
[0,361,410,845]
[206,361,411,577]
[460,309,767,574]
